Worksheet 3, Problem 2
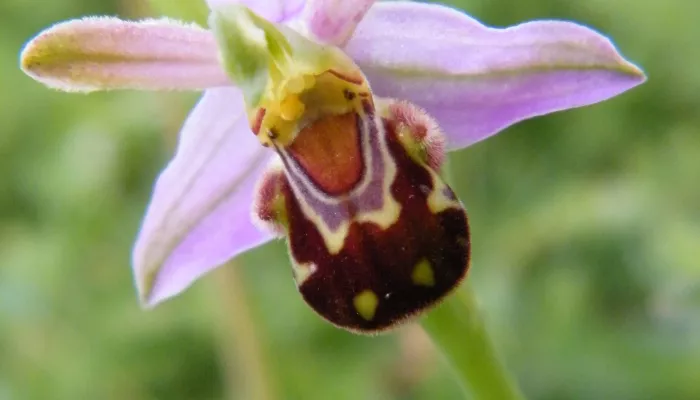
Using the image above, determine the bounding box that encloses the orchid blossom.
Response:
[20,0,644,332]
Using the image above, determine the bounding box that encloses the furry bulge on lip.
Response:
[252,62,470,333]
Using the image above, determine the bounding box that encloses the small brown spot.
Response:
[268,129,279,139]
[343,89,356,101]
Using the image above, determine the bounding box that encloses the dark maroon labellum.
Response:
[255,94,470,333]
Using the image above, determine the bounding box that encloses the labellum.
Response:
[250,58,470,333]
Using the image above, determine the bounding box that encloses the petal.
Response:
[301,0,375,45]
[206,0,306,23]
[345,2,646,149]
[133,88,275,306]
[20,17,229,92]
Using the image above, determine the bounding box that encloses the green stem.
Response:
[420,284,525,400]
[214,263,276,400]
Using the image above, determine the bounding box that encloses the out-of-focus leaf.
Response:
[147,0,209,26]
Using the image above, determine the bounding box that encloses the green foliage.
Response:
[2,0,698,399]
[148,0,208,26]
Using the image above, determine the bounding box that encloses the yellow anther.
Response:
[264,103,279,121]
[280,94,305,121]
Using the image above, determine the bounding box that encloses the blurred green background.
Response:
[2,0,698,399]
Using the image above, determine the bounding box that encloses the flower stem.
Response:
[214,262,276,400]
[420,284,525,399]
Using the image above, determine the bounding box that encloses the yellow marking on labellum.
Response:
[354,117,402,229]
[353,290,379,321]
[283,111,401,255]
[426,169,461,214]
[292,261,316,285]
[412,259,436,287]
[292,170,400,256]
[355,194,401,229]
[319,222,351,255]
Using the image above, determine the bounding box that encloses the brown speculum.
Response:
[253,68,470,333]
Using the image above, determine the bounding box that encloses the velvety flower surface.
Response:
[20,0,645,308]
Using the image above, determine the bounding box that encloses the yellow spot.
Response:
[353,290,379,320]
[427,171,461,214]
[279,94,305,121]
[292,262,316,285]
[412,259,435,287]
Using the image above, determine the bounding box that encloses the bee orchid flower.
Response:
[20,0,644,333]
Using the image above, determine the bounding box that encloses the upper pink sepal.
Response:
[20,17,229,92]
